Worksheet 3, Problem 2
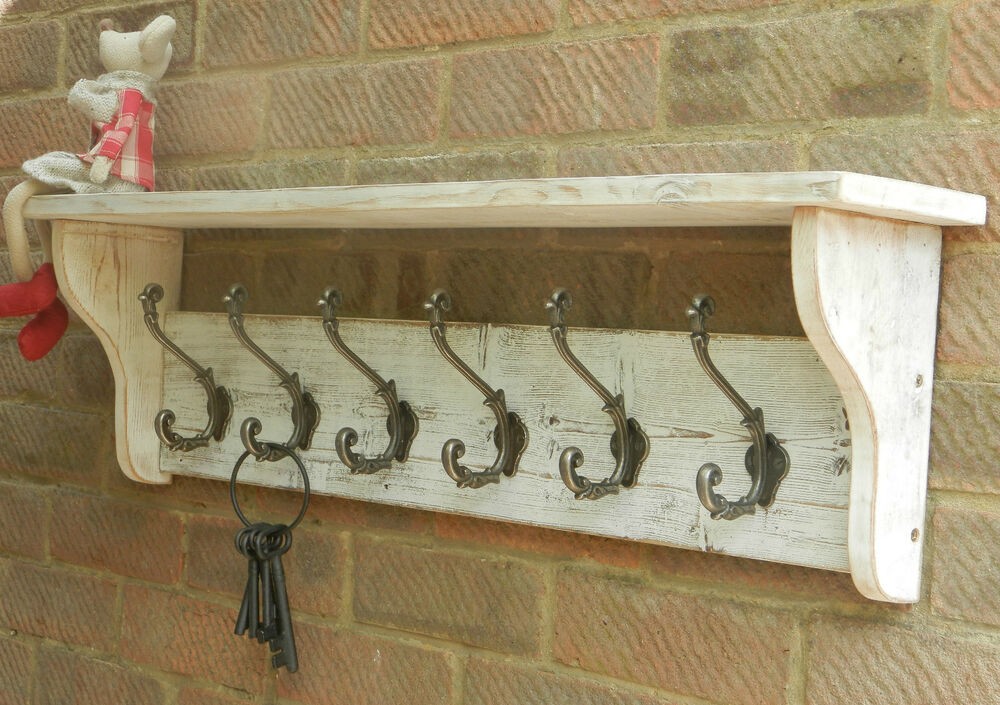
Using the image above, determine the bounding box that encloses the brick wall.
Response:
[1,1,999,703]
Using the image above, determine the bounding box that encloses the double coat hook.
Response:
[140,283,232,451]
[546,289,649,499]
[319,288,418,473]
[225,284,321,462]
[688,295,789,519]
[425,290,527,488]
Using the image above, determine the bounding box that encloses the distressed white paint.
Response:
[791,207,941,602]
[36,173,987,603]
[52,220,181,484]
[26,172,985,229]
[159,313,851,571]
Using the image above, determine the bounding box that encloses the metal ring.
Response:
[229,442,311,529]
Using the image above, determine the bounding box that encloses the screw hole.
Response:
[911,528,920,542]
[915,374,924,388]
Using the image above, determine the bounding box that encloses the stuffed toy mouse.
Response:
[0,14,175,361]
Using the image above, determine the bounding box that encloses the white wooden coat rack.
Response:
[26,172,986,603]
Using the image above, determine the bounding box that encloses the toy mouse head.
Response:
[98,15,176,79]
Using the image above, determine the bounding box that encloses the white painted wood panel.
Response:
[158,312,851,572]
[52,220,182,484]
[792,207,941,602]
[25,172,985,229]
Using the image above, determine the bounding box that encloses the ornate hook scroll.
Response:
[225,284,320,462]
[424,290,527,488]
[546,289,649,499]
[688,294,789,520]
[139,283,232,451]
[318,288,418,474]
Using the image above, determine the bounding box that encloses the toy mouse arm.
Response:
[89,87,144,184]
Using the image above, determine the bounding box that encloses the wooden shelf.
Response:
[27,171,984,229]
[34,172,986,604]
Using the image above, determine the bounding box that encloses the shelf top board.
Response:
[24,171,986,229]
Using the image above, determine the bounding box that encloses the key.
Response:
[254,524,285,644]
[234,523,266,637]
[262,525,297,672]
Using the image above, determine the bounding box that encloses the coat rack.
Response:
[32,172,986,603]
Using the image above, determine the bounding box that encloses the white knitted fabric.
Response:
[21,70,157,194]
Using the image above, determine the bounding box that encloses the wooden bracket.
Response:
[52,219,183,484]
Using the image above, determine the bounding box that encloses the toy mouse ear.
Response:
[139,14,176,62]
[99,18,115,32]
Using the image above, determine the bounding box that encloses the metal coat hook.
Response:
[546,289,649,499]
[687,294,789,520]
[318,288,419,474]
[424,290,527,488]
[225,284,321,462]
[140,283,232,451]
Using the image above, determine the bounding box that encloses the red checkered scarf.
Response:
[79,87,156,191]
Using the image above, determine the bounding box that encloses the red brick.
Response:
[50,490,183,583]
[233,247,402,316]
[451,36,659,139]
[806,617,1000,704]
[34,646,165,705]
[569,0,784,25]
[929,381,1000,494]
[949,0,1000,109]
[435,514,641,569]
[66,2,197,78]
[281,526,345,618]
[434,246,653,328]
[178,688,251,705]
[157,78,266,157]
[0,403,112,485]
[557,141,799,177]
[204,0,359,68]
[5,0,102,12]
[258,486,433,533]
[185,515,246,596]
[186,515,344,618]
[0,331,113,408]
[180,250,260,313]
[931,507,1000,627]
[276,623,453,705]
[0,21,61,92]
[937,253,1000,366]
[0,638,33,705]
[668,7,933,125]
[121,585,268,693]
[652,251,800,335]
[0,559,117,651]
[269,61,441,149]
[554,569,794,705]
[0,481,47,560]
[0,96,81,169]
[357,149,546,185]
[466,657,682,705]
[369,0,557,49]
[187,157,351,190]
[810,130,1000,242]
[647,545,865,604]
[353,537,544,655]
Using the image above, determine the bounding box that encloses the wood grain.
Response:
[791,207,940,602]
[158,312,851,572]
[25,172,986,229]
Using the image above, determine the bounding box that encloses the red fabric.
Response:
[18,298,68,362]
[79,87,156,190]
[0,263,68,361]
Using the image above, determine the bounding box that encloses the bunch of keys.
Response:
[234,522,297,671]
[230,443,310,673]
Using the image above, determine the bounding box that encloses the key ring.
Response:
[230,441,311,530]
